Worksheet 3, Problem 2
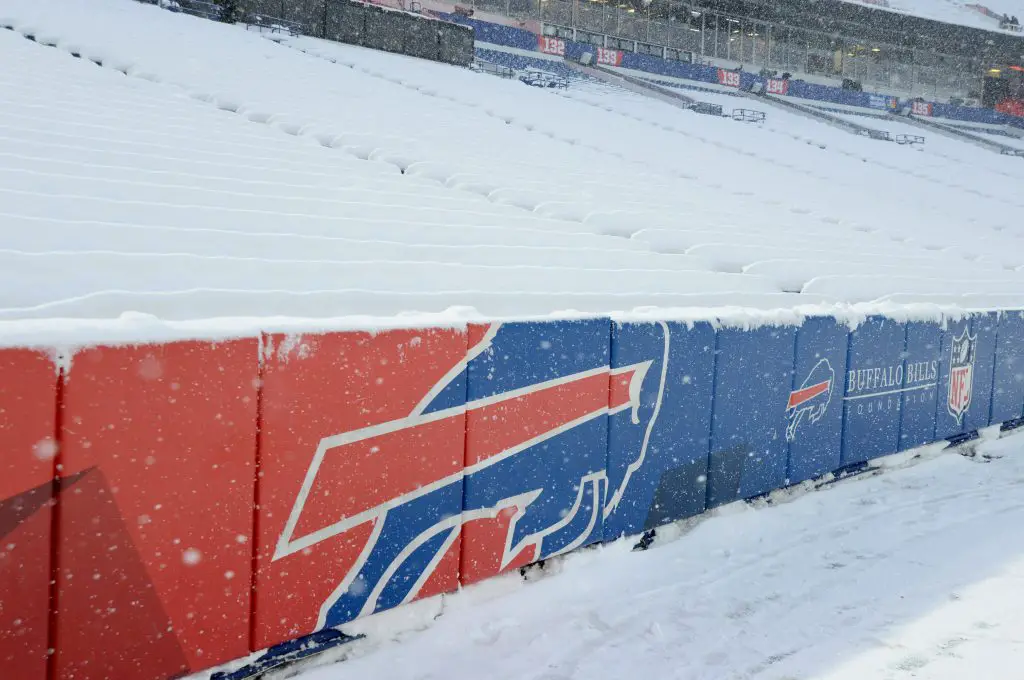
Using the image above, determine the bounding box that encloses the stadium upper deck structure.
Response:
[460,0,1024,104]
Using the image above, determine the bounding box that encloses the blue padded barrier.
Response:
[897,320,942,451]
[707,325,797,507]
[841,316,906,465]
[932,103,1012,126]
[970,313,999,432]
[242,307,1024,657]
[934,314,998,440]
[463,319,611,566]
[562,39,589,63]
[618,52,720,85]
[445,15,538,50]
[783,80,900,110]
[991,310,1024,423]
[604,321,715,540]
[786,316,848,484]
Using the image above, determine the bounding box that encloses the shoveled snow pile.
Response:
[0,0,1023,322]
[285,428,1024,680]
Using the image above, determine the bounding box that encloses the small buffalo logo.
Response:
[786,359,835,441]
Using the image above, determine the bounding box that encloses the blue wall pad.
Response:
[605,320,716,540]
[841,316,907,465]
[786,316,848,484]
[707,325,797,507]
[463,319,611,560]
[967,313,999,433]
[898,321,942,451]
[991,310,1024,424]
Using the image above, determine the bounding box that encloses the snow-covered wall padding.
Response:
[56,340,257,680]
[931,102,1012,125]
[0,349,56,680]
[708,325,797,507]
[782,80,900,111]
[619,52,722,86]
[2,309,1024,680]
[252,326,469,648]
[604,320,715,539]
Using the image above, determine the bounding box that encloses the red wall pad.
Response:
[56,340,258,680]
[0,349,58,680]
[254,327,468,649]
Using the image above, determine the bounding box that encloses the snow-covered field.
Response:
[287,428,1024,680]
[1,0,1024,321]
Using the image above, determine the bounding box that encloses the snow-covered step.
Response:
[744,258,1022,292]
[0,217,705,271]
[0,251,781,309]
[803,274,1024,301]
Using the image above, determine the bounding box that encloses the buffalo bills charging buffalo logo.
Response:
[947,327,977,426]
[786,358,835,441]
[273,321,668,629]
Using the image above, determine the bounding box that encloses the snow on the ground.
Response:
[1,0,1023,323]
[288,429,1024,680]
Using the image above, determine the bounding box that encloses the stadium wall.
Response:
[2,309,1023,680]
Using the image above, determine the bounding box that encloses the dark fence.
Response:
[240,0,473,66]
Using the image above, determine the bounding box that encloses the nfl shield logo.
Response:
[947,327,977,426]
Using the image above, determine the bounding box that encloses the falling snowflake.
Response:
[138,355,163,380]
[33,438,59,460]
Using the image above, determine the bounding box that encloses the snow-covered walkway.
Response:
[295,430,1024,680]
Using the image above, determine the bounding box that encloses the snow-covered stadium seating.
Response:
[2,4,1023,316]
[1,2,1024,679]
